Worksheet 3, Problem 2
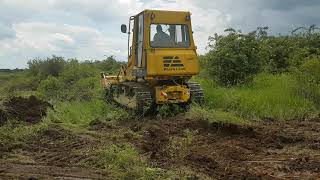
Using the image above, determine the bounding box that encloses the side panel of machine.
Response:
[147,49,199,76]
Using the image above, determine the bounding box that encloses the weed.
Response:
[167,129,197,160]
[0,118,51,149]
[157,104,185,118]
[45,100,129,130]
[94,143,162,179]
[196,73,317,120]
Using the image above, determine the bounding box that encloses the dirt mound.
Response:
[2,96,52,124]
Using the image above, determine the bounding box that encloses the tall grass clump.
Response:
[46,100,129,129]
[0,118,51,148]
[197,73,317,120]
[94,144,162,179]
[295,58,320,107]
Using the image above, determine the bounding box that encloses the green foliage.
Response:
[37,60,101,101]
[28,56,66,79]
[0,118,51,148]
[204,26,320,86]
[187,105,251,125]
[0,71,39,97]
[31,56,124,101]
[295,58,320,106]
[45,100,128,129]
[95,56,125,73]
[197,74,317,120]
[157,104,185,118]
[37,76,63,100]
[95,144,161,179]
[206,28,264,86]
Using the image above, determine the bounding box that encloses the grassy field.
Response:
[0,59,319,178]
[194,73,318,121]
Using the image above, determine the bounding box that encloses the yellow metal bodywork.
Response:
[103,10,200,105]
[155,85,190,104]
[123,10,199,80]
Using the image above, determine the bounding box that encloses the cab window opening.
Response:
[150,24,190,48]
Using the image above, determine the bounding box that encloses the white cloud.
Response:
[0,0,318,68]
[0,22,126,68]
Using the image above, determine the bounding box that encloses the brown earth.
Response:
[0,96,52,125]
[0,124,109,179]
[1,116,320,179]
[121,117,320,179]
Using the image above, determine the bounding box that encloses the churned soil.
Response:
[0,125,108,179]
[122,116,320,179]
[0,96,52,125]
[1,114,320,179]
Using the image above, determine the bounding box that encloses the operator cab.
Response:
[121,10,199,79]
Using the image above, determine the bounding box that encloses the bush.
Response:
[37,60,101,101]
[28,56,65,79]
[295,58,320,106]
[206,29,262,86]
[37,76,63,100]
[203,26,320,86]
[95,56,124,73]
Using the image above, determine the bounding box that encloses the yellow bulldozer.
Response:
[101,9,204,113]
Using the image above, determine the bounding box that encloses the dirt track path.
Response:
[0,161,106,179]
[1,117,320,179]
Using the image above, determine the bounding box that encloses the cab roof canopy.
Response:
[137,9,191,24]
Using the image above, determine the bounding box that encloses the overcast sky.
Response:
[0,0,319,69]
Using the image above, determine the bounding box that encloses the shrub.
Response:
[206,29,262,86]
[37,76,63,100]
[95,56,124,73]
[37,60,101,101]
[295,58,320,106]
[28,56,65,79]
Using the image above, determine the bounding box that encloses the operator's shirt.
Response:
[153,32,174,47]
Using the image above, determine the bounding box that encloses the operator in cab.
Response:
[153,25,174,47]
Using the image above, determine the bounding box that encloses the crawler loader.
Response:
[101,10,204,113]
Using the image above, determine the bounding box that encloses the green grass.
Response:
[94,143,163,179]
[187,105,252,125]
[0,118,51,148]
[195,73,317,120]
[45,99,129,129]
